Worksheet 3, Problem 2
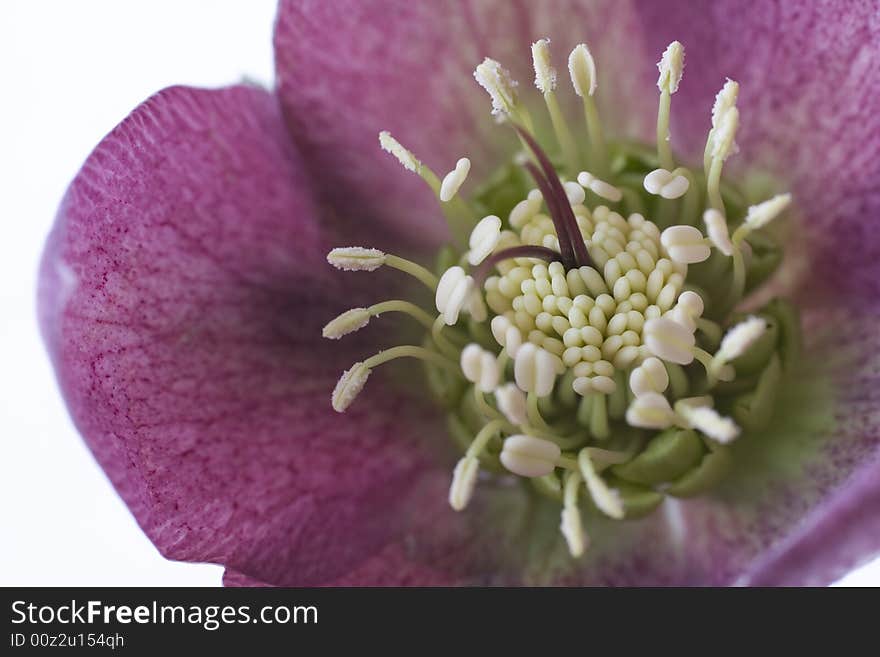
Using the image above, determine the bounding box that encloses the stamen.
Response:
[655,41,685,171]
[713,316,767,370]
[706,107,739,213]
[740,193,792,234]
[322,308,371,339]
[674,403,740,444]
[327,246,386,271]
[449,419,505,511]
[331,361,371,413]
[490,315,524,358]
[560,470,587,557]
[439,157,471,202]
[474,57,520,122]
[500,434,562,477]
[328,247,439,289]
[577,171,623,202]
[643,317,696,365]
[625,392,676,429]
[460,343,500,393]
[660,225,711,264]
[629,356,669,396]
[568,44,607,174]
[578,448,624,519]
[449,456,480,511]
[643,168,690,199]
[436,266,475,325]
[704,79,739,173]
[323,300,436,340]
[467,215,503,266]
[704,208,734,255]
[532,38,578,174]
[379,131,475,240]
[495,382,529,426]
[514,343,561,397]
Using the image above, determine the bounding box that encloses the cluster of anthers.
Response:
[324,39,799,557]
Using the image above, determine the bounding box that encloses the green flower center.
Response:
[324,38,800,557]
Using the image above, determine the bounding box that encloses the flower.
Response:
[38,0,880,586]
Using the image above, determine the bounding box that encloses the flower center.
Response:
[323,38,798,558]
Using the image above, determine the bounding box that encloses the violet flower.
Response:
[39,0,880,586]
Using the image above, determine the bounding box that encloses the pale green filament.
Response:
[364,345,458,372]
[581,94,607,176]
[706,155,726,214]
[543,90,579,175]
[384,254,439,289]
[368,300,434,330]
[590,394,610,440]
[416,165,476,242]
[563,469,583,506]
[431,315,462,359]
[656,87,675,171]
[466,419,505,458]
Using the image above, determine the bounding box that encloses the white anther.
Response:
[563,180,586,206]
[500,435,561,478]
[467,215,502,265]
[568,43,597,97]
[579,451,624,519]
[460,343,500,393]
[712,79,739,129]
[439,157,471,202]
[531,38,557,93]
[629,357,669,397]
[660,225,711,264]
[712,106,739,161]
[331,362,371,413]
[704,208,733,255]
[657,41,685,94]
[625,391,677,429]
[327,247,386,271]
[643,316,696,365]
[509,197,541,228]
[744,193,792,230]
[572,376,593,396]
[514,343,558,397]
[676,290,704,318]
[449,457,480,511]
[495,383,528,426]
[675,403,740,444]
[577,171,622,202]
[669,290,704,331]
[643,168,690,199]
[378,131,419,172]
[717,316,767,362]
[436,266,474,325]
[474,57,519,119]
[323,307,371,339]
[560,506,587,558]
[591,375,616,395]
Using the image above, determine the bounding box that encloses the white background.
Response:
[0,0,877,587]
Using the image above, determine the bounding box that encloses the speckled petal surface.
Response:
[273,0,652,246]
[37,85,448,586]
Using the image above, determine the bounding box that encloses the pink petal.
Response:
[273,0,651,245]
[38,84,447,586]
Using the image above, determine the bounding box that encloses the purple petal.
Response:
[273,0,651,246]
[38,84,448,586]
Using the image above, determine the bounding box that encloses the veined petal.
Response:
[38,85,446,587]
